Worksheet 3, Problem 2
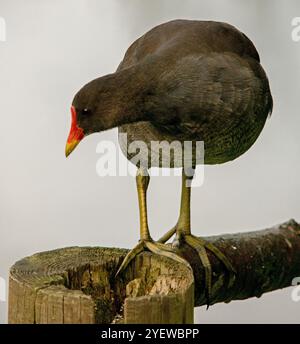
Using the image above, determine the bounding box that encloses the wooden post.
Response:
[8,247,194,324]
[8,219,300,324]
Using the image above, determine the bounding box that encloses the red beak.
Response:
[65,106,84,157]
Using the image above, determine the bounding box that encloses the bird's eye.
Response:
[82,108,91,116]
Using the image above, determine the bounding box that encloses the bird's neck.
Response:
[95,64,154,131]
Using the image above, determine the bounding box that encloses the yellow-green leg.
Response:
[116,168,190,276]
[158,169,236,305]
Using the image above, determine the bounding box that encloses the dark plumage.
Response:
[117,20,272,167]
[68,19,272,167]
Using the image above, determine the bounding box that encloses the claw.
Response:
[115,241,144,276]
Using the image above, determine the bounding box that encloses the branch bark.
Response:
[185,219,300,306]
[8,219,300,324]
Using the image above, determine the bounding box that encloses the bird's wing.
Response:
[146,52,272,131]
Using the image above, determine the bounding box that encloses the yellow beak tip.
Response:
[65,140,79,158]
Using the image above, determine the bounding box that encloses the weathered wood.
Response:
[8,247,194,324]
[8,219,300,324]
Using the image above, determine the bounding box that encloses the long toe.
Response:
[184,234,236,305]
[184,235,212,306]
[115,240,191,277]
[145,241,192,270]
[202,240,236,288]
[115,241,144,276]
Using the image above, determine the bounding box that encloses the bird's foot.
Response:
[172,233,236,307]
[116,239,191,277]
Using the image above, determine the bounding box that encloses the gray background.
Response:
[0,0,299,323]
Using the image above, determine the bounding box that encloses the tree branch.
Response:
[183,219,300,306]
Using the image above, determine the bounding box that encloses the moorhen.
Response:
[65,20,273,303]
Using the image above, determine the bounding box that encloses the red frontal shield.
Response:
[65,106,84,157]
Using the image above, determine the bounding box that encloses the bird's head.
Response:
[65,79,106,157]
[65,71,142,157]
